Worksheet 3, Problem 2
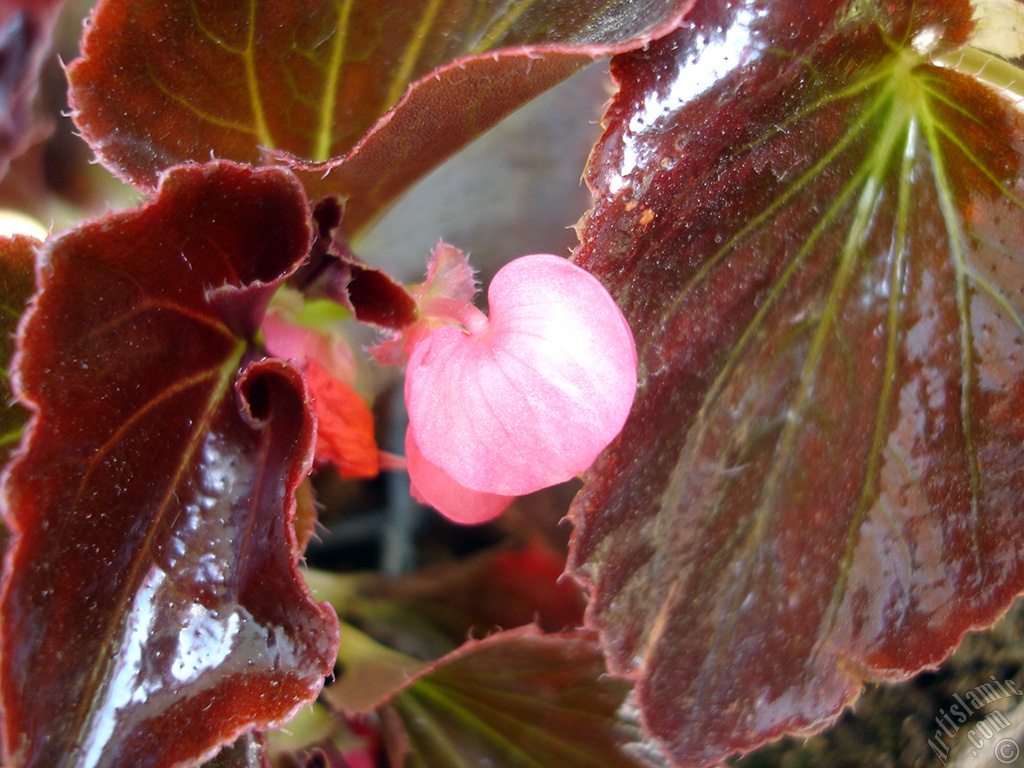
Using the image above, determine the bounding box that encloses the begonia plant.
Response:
[2,0,1024,767]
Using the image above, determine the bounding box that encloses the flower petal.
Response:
[262,309,360,384]
[416,241,479,303]
[304,357,379,478]
[406,254,637,495]
[406,431,513,525]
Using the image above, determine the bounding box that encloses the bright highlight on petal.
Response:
[406,253,637,498]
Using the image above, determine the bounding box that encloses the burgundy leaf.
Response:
[291,51,607,234]
[377,626,654,768]
[0,233,36,466]
[290,197,417,331]
[568,1,1024,765]
[0,162,338,768]
[66,0,695,232]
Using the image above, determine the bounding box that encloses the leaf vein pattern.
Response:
[409,680,564,768]
[71,354,235,514]
[81,297,236,347]
[394,692,477,768]
[66,341,246,766]
[920,94,984,578]
[242,0,274,148]
[652,61,918,696]
[470,0,536,52]
[647,84,890,360]
[816,115,917,653]
[144,61,258,137]
[384,0,444,110]
[931,121,1024,214]
[188,0,245,54]
[441,677,622,724]
[314,0,355,162]
[426,679,625,763]
[689,160,887,703]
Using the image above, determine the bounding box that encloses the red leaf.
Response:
[66,0,695,232]
[568,1,1024,765]
[0,162,338,768]
[290,197,417,331]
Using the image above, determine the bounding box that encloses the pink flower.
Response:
[403,252,637,524]
[405,430,514,525]
[262,310,380,478]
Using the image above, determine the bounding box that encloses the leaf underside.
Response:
[66,0,695,232]
[569,0,1024,764]
[0,162,338,768]
[379,627,654,768]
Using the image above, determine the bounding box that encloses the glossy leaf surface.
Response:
[66,0,695,231]
[379,626,654,768]
[0,234,36,465]
[1,162,338,768]
[569,0,1024,764]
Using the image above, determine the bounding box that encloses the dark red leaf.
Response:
[0,162,338,768]
[0,234,36,466]
[66,0,695,232]
[568,1,1024,765]
[378,626,655,768]
[290,197,417,331]
[292,51,603,233]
